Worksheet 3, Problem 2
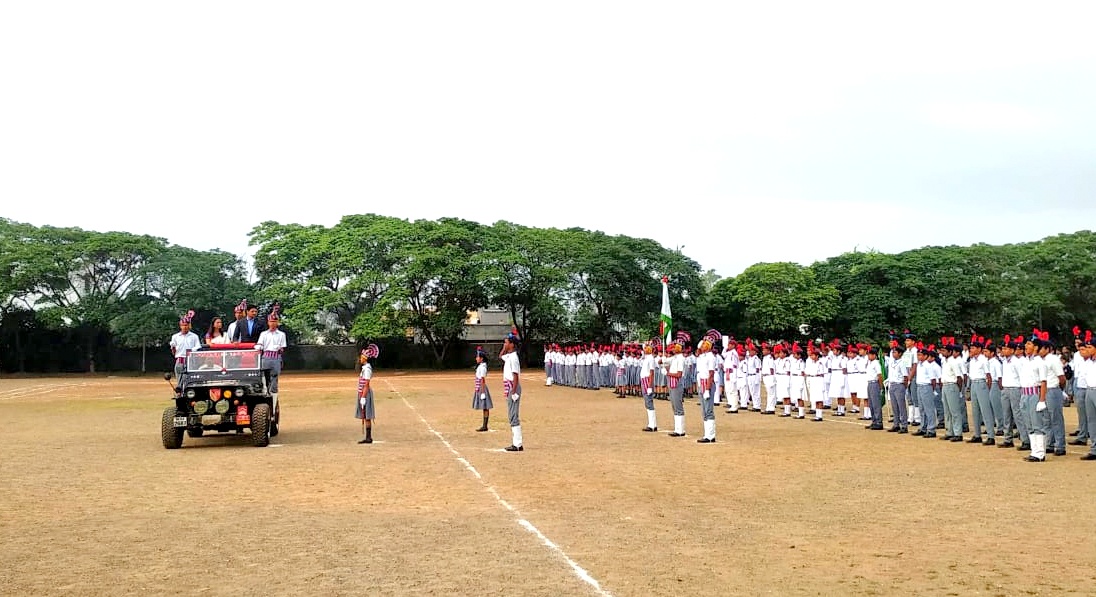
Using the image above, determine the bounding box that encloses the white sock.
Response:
[512,425,522,447]
[815,406,823,420]
[674,414,685,434]
[647,409,657,429]
[864,407,871,418]
[783,404,791,415]
[798,406,805,417]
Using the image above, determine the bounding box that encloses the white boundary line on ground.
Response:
[383,378,613,597]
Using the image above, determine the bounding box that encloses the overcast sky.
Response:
[2,1,1094,279]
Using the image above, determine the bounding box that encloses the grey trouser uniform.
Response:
[1001,387,1027,443]
[943,383,963,436]
[970,380,995,438]
[506,382,523,427]
[889,382,908,428]
[989,383,1004,431]
[1023,391,1048,437]
[918,384,936,435]
[1076,385,1089,440]
[644,385,656,410]
[669,384,685,416]
[1045,387,1065,450]
[1085,388,1096,456]
[262,356,282,394]
[867,381,883,426]
[700,383,715,421]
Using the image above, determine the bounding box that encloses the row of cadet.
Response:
[542,327,1096,461]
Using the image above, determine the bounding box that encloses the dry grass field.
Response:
[1,370,1094,597]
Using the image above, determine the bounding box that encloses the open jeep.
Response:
[161,344,280,448]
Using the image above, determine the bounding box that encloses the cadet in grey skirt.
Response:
[472,346,493,432]
[356,344,379,444]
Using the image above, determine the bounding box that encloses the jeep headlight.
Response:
[185,389,196,399]
[194,400,210,415]
[214,399,230,414]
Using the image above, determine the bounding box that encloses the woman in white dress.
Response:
[205,317,232,346]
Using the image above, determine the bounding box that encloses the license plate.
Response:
[201,414,222,426]
[236,405,250,425]
[173,416,187,427]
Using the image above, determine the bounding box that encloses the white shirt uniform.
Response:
[255,329,288,357]
[170,331,203,361]
[1045,355,1064,390]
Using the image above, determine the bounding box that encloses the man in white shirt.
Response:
[694,338,717,443]
[1021,334,1050,462]
[913,348,939,438]
[966,337,996,444]
[1070,334,1089,445]
[1078,334,1096,460]
[886,343,910,433]
[864,347,885,430]
[169,310,203,381]
[939,342,965,442]
[998,336,1026,449]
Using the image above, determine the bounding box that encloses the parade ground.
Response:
[1,371,1093,597]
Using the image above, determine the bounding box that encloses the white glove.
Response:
[480,393,487,400]
[646,388,653,396]
[703,391,710,399]
[511,393,520,402]
[1036,401,1047,412]
[359,397,366,407]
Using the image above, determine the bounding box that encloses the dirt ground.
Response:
[1,371,1094,597]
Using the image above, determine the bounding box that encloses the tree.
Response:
[717,263,839,339]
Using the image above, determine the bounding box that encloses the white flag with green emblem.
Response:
[659,275,672,347]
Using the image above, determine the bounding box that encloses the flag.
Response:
[879,347,887,406]
[659,275,672,347]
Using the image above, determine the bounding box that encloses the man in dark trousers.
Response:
[232,305,263,343]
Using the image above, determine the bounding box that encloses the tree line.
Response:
[1,215,1092,372]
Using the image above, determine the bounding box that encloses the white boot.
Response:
[1028,433,1045,461]
[546,376,553,386]
[512,425,523,448]
[704,419,716,441]
[674,414,686,435]
[646,409,658,430]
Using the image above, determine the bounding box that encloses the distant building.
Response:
[464,308,515,342]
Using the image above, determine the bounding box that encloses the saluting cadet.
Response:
[696,335,718,443]
[501,331,524,452]
[864,346,884,430]
[355,344,379,444]
[169,309,202,380]
[886,343,910,433]
[828,340,849,416]
[255,305,288,428]
[665,338,687,435]
[1040,335,1067,456]
[805,344,826,421]
[967,336,996,444]
[473,346,494,432]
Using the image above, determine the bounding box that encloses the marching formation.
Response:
[543,327,1096,462]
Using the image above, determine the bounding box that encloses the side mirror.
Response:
[163,372,173,381]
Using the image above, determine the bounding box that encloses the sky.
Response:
[2,1,1095,279]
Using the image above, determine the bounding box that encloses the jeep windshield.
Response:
[187,349,261,372]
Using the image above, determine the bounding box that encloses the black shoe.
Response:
[358,437,373,444]
[1024,455,1045,462]
[668,432,686,437]
[642,427,658,432]
[476,426,489,432]
[963,426,970,433]
[1070,430,1080,436]
[1070,439,1088,446]
[1018,443,1031,451]
[779,413,791,418]
[936,423,945,430]
[898,428,908,434]
[795,416,805,419]
[995,430,1004,436]
[810,418,823,422]
[504,445,523,452]
[950,436,963,442]
[911,421,921,427]
[1081,454,1096,461]
[871,425,884,430]
[923,433,937,438]
[967,436,983,443]
[725,409,738,414]
[982,438,995,446]
[697,437,714,443]
[941,435,954,440]
[887,426,901,432]
[998,440,1014,448]
[1054,450,1067,456]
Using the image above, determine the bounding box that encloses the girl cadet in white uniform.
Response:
[501,331,524,452]
[355,344,379,444]
[472,346,494,432]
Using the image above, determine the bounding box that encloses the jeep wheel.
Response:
[187,427,204,438]
[251,403,271,447]
[162,407,184,449]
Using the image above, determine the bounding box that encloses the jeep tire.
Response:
[162,407,184,449]
[251,403,271,447]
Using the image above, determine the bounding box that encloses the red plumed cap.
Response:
[1074,326,1082,337]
